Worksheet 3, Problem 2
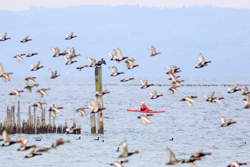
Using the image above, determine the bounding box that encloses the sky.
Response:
[1,0,250,11]
[0,1,250,78]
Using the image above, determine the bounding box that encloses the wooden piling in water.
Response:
[37,116,41,134]
[17,101,21,133]
[95,66,104,134]
[90,113,96,133]
[73,113,76,128]
[63,119,67,133]
[33,107,36,134]
[12,105,16,134]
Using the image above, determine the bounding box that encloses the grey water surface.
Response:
[0,76,250,167]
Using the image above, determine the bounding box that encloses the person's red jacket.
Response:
[141,104,149,111]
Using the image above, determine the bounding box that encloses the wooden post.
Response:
[52,115,56,133]
[12,104,15,127]
[33,107,36,133]
[23,120,27,134]
[73,113,76,128]
[41,108,45,133]
[17,101,21,133]
[90,113,96,133]
[12,105,16,134]
[49,109,51,126]
[28,106,31,126]
[37,116,40,134]
[57,123,62,134]
[63,119,67,133]
[7,106,10,128]
[95,66,104,134]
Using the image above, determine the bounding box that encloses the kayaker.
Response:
[140,102,149,111]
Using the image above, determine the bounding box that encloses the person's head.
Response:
[142,102,145,104]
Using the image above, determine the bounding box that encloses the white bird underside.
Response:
[76,108,87,116]
[0,33,7,40]
[119,141,129,157]
[198,54,205,64]
[149,91,158,99]
[16,55,24,63]
[3,129,11,143]
[109,66,120,75]
[87,99,99,113]
[140,79,148,87]
[140,115,151,125]
[184,100,194,107]
[221,117,226,124]
[166,147,178,162]
[0,64,4,75]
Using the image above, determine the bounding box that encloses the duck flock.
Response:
[0,32,250,167]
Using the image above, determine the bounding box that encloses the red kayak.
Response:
[127,109,165,113]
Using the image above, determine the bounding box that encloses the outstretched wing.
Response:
[28,147,36,155]
[232,83,239,91]
[199,54,205,63]
[246,94,250,104]
[51,46,56,53]
[185,100,194,107]
[109,66,118,74]
[48,69,53,76]
[140,115,151,125]
[209,92,215,99]
[86,57,93,63]
[23,138,29,146]
[2,129,11,142]
[2,33,7,39]
[151,46,156,53]
[153,91,157,98]
[140,79,145,86]
[119,141,129,156]
[166,147,177,161]
[90,99,98,110]
[221,117,226,124]
[147,48,152,53]
[68,32,73,38]
[0,64,4,75]
[34,61,40,68]
[24,35,29,40]
[117,48,122,60]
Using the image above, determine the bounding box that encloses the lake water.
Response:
[0,76,250,167]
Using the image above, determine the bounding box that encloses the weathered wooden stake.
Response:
[90,113,96,133]
[73,113,76,128]
[95,66,104,134]
[17,102,21,133]
[49,109,51,126]
[34,107,36,133]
